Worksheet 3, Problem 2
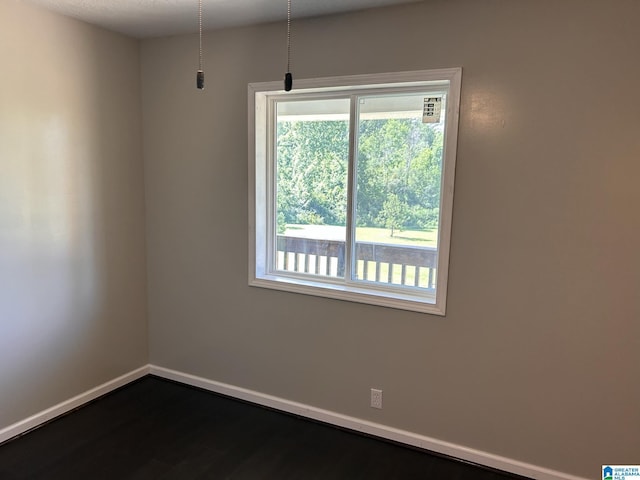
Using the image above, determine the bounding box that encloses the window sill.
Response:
[250,274,445,315]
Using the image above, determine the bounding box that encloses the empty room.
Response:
[0,0,638,479]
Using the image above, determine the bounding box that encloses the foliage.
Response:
[276,116,443,232]
[277,120,349,226]
[276,211,286,234]
[377,194,408,237]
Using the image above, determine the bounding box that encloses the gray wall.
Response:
[0,1,148,427]
[142,1,640,477]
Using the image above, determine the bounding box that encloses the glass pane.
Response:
[353,93,444,291]
[275,98,350,278]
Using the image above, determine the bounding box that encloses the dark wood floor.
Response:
[0,376,529,479]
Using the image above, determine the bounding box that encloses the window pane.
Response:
[275,99,350,278]
[353,93,443,291]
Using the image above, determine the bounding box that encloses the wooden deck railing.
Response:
[276,235,437,289]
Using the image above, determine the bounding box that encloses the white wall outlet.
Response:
[370,388,383,409]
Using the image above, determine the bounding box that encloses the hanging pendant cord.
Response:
[196,0,204,89]
[284,0,293,91]
[199,0,203,71]
[286,0,291,73]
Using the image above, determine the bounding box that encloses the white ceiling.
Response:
[22,0,424,38]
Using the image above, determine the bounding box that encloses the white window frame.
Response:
[248,68,461,315]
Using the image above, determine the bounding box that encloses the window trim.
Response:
[248,68,462,315]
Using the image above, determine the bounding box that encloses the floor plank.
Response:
[0,376,530,479]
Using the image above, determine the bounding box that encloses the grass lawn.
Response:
[356,226,438,247]
[284,224,438,247]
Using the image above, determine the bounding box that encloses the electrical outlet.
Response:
[370,388,383,409]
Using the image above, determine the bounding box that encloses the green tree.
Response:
[377,194,408,237]
[356,118,442,229]
[276,116,443,232]
[276,120,349,226]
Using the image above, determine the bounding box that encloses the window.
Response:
[249,69,461,315]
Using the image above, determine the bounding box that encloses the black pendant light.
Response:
[284,0,293,91]
[196,0,204,90]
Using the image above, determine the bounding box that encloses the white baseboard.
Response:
[0,365,150,445]
[0,364,589,480]
[150,365,588,480]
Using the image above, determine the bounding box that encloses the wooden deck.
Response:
[277,235,437,289]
